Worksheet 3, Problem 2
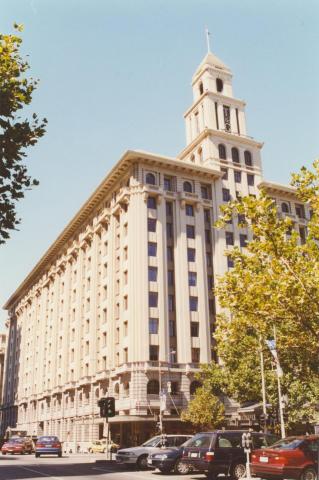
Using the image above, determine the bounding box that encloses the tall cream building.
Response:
[1,49,309,449]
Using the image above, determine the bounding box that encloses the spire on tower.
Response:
[205,26,211,53]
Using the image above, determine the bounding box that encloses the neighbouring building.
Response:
[0,49,309,448]
[0,333,6,410]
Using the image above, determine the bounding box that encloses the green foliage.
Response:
[196,162,319,431]
[0,24,47,244]
[181,386,225,430]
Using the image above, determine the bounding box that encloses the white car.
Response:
[116,434,191,469]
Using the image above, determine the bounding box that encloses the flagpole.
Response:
[273,326,286,438]
[159,360,163,435]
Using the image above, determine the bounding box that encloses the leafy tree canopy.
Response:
[0,24,47,244]
[181,385,225,430]
[195,161,319,431]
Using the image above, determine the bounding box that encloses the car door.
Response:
[215,432,243,474]
[303,439,319,469]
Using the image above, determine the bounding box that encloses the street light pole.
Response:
[273,326,286,438]
[259,337,267,432]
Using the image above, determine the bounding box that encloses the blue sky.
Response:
[1,0,318,328]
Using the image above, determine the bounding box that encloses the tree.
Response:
[0,24,47,244]
[195,163,319,431]
[181,385,225,430]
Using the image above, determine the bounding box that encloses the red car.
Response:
[1,437,33,455]
[251,435,319,480]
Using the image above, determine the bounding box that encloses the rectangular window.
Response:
[169,320,176,337]
[222,188,230,202]
[147,197,157,209]
[226,231,234,246]
[223,105,231,131]
[227,256,234,268]
[186,204,194,216]
[215,102,219,130]
[124,296,128,310]
[186,225,195,239]
[234,170,242,183]
[221,167,228,180]
[204,209,211,223]
[149,292,158,308]
[238,213,246,225]
[240,234,248,247]
[167,270,174,286]
[164,177,172,191]
[167,246,173,262]
[295,203,305,219]
[247,174,255,186]
[236,107,240,134]
[148,266,158,282]
[189,296,198,311]
[149,345,159,361]
[148,218,157,232]
[149,318,159,334]
[166,223,173,239]
[191,348,200,363]
[168,294,175,312]
[188,248,196,262]
[124,321,128,336]
[148,242,157,256]
[188,271,197,287]
[299,226,306,245]
[206,252,212,267]
[207,275,213,290]
[205,229,211,244]
[166,201,173,216]
[201,185,210,199]
[191,322,199,337]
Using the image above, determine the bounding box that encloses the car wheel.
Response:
[174,458,190,474]
[88,448,92,453]
[232,462,246,480]
[2,452,6,455]
[58,452,62,458]
[136,454,148,470]
[301,467,317,480]
[35,453,40,458]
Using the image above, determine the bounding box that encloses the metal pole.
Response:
[159,361,163,435]
[273,326,285,438]
[259,337,267,432]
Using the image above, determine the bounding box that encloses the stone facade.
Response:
[0,51,309,449]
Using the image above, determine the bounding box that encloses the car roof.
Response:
[194,430,273,435]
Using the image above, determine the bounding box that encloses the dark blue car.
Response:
[35,436,62,458]
[148,445,192,474]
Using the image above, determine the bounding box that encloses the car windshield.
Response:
[142,436,160,447]
[38,436,58,442]
[270,438,303,450]
[185,434,213,448]
[8,438,24,444]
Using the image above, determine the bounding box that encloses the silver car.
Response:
[116,434,191,469]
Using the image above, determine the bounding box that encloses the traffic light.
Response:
[97,397,115,418]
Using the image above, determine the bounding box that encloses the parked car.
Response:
[182,430,278,479]
[251,435,319,480]
[148,441,193,474]
[88,439,119,453]
[1,436,33,455]
[116,434,191,469]
[35,435,62,458]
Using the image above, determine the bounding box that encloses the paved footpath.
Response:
[0,453,206,480]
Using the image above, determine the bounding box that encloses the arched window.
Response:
[183,181,193,193]
[216,78,223,92]
[244,150,252,166]
[190,154,195,163]
[147,379,159,395]
[231,147,240,163]
[146,172,156,185]
[218,144,226,160]
[123,382,130,397]
[190,380,202,395]
[281,202,289,213]
[199,82,204,95]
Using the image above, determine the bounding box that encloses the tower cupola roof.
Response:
[192,51,231,83]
